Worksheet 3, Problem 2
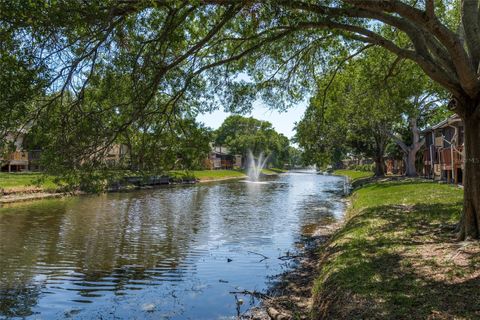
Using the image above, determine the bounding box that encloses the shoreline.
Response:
[0,191,67,204]
[243,221,345,320]
[245,173,470,319]
[243,175,349,320]
[0,171,286,205]
[248,174,468,320]
[197,175,247,183]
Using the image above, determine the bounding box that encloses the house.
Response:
[205,145,242,170]
[422,114,464,184]
[0,131,30,172]
[1,128,128,171]
[103,144,129,166]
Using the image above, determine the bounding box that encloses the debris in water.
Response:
[142,303,155,312]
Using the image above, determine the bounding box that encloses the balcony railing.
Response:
[0,151,29,162]
[453,146,464,165]
[438,146,464,168]
[440,148,452,166]
[210,159,234,169]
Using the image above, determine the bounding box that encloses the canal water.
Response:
[0,172,345,319]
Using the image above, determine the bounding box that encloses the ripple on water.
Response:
[0,173,345,319]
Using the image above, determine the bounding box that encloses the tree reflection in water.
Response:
[0,173,344,319]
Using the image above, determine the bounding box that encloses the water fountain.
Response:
[246,150,269,182]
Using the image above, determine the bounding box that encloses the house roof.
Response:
[422,114,462,133]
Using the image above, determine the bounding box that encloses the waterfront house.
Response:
[103,144,129,166]
[422,114,464,184]
[0,131,30,172]
[1,129,128,172]
[205,145,242,170]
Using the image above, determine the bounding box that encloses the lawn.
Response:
[0,172,59,192]
[312,179,480,319]
[333,169,373,182]
[261,167,288,175]
[0,169,278,193]
[170,169,247,181]
[172,168,286,181]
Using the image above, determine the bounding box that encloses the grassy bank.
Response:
[0,168,286,193]
[170,169,247,181]
[0,173,59,192]
[261,167,288,175]
[333,169,373,182]
[0,170,246,191]
[312,178,480,319]
[173,168,286,181]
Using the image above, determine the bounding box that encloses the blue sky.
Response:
[197,100,307,139]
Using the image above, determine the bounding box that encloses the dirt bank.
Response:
[0,191,66,204]
[242,222,344,320]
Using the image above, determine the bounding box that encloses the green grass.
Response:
[333,169,374,182]
[312,179,480,319]
[170,169,246,181]
[172,168,286,181]
[0,172,60,191]
[261,167,288,175]
[0,169,261,193]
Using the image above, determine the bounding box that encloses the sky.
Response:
[196,100,307,139]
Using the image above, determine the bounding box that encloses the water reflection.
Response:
[0,173,345,319]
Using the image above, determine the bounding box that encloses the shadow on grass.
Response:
[315,202,480,319]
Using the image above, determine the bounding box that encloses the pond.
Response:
[0,172,346,319]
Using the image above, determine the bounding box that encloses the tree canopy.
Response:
[214,115,291,167]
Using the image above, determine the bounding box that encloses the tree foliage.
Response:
[296,46,449,175]
[215,115,290,167]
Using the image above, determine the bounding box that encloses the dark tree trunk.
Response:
[405,149,418,177]
[372,133,387,177]
[458,113,480,240]
[374,157,385,177]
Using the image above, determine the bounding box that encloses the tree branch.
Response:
[347,0,478,97]
[291,19,464,98]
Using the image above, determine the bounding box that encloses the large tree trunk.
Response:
[405,149,418,177]
[405,117,424,177]
[374,156,385,177]
[373,133,387,177]
[390,117,424,177]
[458,114,480,240]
